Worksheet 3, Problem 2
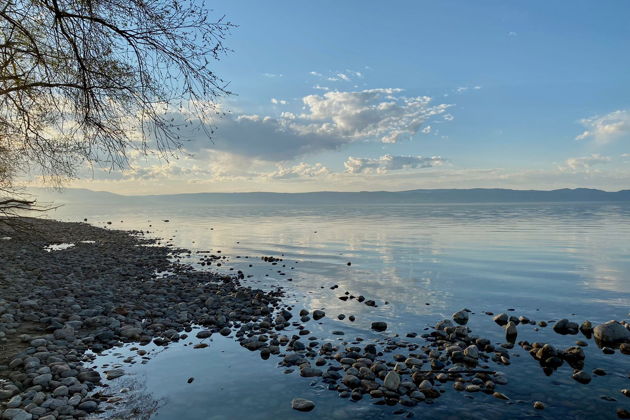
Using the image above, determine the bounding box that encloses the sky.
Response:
[69,0,630,194]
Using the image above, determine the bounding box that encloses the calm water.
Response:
[45,201,630,419]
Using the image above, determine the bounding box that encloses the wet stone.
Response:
[371,322,387,332]
[572,370,591,384]
[384,371,401,391]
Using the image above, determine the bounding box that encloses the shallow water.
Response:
[45,201,630,419]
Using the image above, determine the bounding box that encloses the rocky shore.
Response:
[0,218,282,419]
[1,218,629,419]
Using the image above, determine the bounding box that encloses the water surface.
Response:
[46,201,630,419]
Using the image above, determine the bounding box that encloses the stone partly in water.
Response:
[452,310,469,325]
[493,313,508,325]
[505,321,517,340]
[312,310,326,320]
[371,321,387,332]
[105,369,125,380]
[493,392,510,400]
[593,320,630,345]
[533,401,545,410]
[572,370,591,384]
[553,319,579,335]
[383,371,401,391]
[291,398,315,412]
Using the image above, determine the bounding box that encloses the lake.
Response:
[45,200,630,419]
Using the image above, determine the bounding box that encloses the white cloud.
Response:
[311,69,364,83]
[344,154,446,174]
[559,154,611,172]
[271,98,287,105]
[262,73,283,78]
[297,88,449,143]
[170,88,449,162]
[576,109,630,144]
[267,162,330,180]
[455,85,482,94]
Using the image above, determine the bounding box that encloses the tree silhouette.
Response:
[0,0,233,212]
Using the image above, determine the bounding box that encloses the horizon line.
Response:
[28,186,630,197]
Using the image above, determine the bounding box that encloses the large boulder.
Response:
[593,320,630,345]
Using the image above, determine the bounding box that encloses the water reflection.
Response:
[43,201,630,418]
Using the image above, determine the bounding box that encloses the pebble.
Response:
[105,369,125,380]
[452,310,469,325]
[593,320,630,344]
[384,371,401,391]
[493,392,510,400]
[312,310,326,320]
[291,398,315,412]
[493,313,508,325]
[371,321,387,332]
[572,371,591,384]
[1,409,32,420]
[505,321,517,339]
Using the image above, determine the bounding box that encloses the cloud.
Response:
[559,154,611,172]
[298,88,450,144]
[173,88,449,161]
[310,69,364,83]
[344,154,446,174]
[271,98,287,105]
[455,85,482,94]
[576,109,630,144]
[267,162,330,180]
[262,73,283,78]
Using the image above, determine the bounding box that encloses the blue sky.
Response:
[74,0,630,193]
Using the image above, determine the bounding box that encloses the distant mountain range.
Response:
[28,187,630,205]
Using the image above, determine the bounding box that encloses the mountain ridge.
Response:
[27,187,630,204]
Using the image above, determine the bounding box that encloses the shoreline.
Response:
[0,218,283,419]
[1,218,629,419]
